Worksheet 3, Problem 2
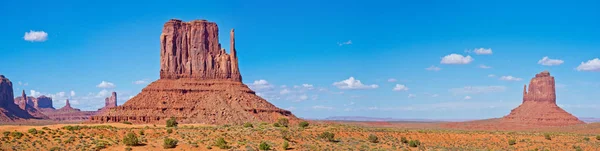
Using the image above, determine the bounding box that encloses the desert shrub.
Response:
[596,135,600,140]
[163,137,178,149]
[243,123,253,128]
[278,118,289,127]
[49,147,61,151]
[259,142,271,150]
[543,133,551,140]
[166,117,178,127]
[280,129,290,141]
[408,140,421,147]
[508,139,517,145]
[583,137,590,141]
[573,145,583,151]
[123,132,140,146]
[400,137,408,144]
[3,131,10,137]
[166,128,173,134]
[214,137,230,149]
[318,132,335,142]
[139,129,145,135]
[125,147,132,151]
[11,131,23,139]
[191,142,199,148]
[64,136,75,143]
[282,140,289,150]
[28,128,38,134]
[368,134,379,143]
[298,121,309,128]
[95,141,107,150]
[273,123,281,127]
[42,127,51,131]
[122,121,132,125]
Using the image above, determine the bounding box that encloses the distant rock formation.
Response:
[0,75,37,122]
[12,90,48,119]
[96,92,117,113]
[503,71,584,126]
[14,93,55,112]
[90,19,296,124]
[43,99,96,121]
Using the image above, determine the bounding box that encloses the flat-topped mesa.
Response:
[523,70,556,103]
[160,19,242,81]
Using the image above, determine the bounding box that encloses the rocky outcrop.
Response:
[0,75,35,122]
[43,99,97,121]
[97,92,117,112]
[90,19,296,124]
[522,71,556,103]
[12,90,48,119]
[159,19,242,81]
[14,94,55,111]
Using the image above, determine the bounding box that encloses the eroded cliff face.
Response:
[159,19,241,81]
[89,19,296,124]
[43,99,97,121]
[105,92,117,108]
[0,75,35,122]
[522,71,556,103]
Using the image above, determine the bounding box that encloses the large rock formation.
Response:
[14,92,55,112]
[0,75,36,122]
[502,71,584,126]
[12,90,48,119]
[90,19,296,124]
[96,92,117,113]
[43,99,96,121]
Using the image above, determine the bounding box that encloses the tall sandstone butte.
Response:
[502,71,584,126]
[0,75,36,122]
[90,19,296,124]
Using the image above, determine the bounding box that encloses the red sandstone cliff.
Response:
[43,99,96,121]
[0,75,36,122]
[90,19,296,124]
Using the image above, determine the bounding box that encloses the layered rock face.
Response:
[503,71,583,126]
[0,75,35,122]
[104,92,117,108]
[90,19,296,124]
[14,94,55,111]
[12,90,48,119]
[44,99,96,121]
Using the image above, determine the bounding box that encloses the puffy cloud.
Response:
[576,58,600,72]
[302,84,314,90]
[499,76,523,81]
[408,94,416,98]
[280,89,291,95]
[488,74,496,78]
[449,86,507,94]
[95,89,111,98]
[392,84,409,91]
[538,56,564,66]
[298,95,308,101]
[473,48,493,55]
[333,77,378,90]
[337,40,352,46]
[312,105,334,110]
[133,80,148,85]
[387,78,397,82]
[70,91,76,97]
[425,65,441,71]
[249,79,274,90]
[478,64,491,69]
[30,90,42,97]
[464,96,472,100]
[96,81,116,89]
[441,54,473,64]
[24,30,48,42]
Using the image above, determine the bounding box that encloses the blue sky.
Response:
[1,0,599,119]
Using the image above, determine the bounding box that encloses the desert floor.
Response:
[1,121,599,151]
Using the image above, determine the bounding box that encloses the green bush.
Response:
[123,132,140,146]
[139,129,145,135]
[166,117,178,127]
[95,141,107,150]
[584,137,590,141]
[11,131,23,139]
[259,142,271,150]
[166,128,173,134]
[122,121,132,125]
[49,147,61,151]
[408,140,421,147]
[3,131,10,137]
[273,123,281,127]
[125,147,132,151]
[318,132,335,142]
[214,137,230,149]
[508,139,517,145]
[573,145,583,151]
[277,118,289,127]
[28,128,38,134]
[544,133,551,140]
[298,121,309,128]
[282,140,289,150]
[42,127,51,131]
[163,137,178,149]
[243,123,253,128]
[400,137,408,144]
[596,135,600,141]
[368,134,379,143]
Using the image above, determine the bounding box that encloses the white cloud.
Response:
[280,89,291,95]
[312,105,334,110]
[392,84,409,91]
[576,58,600,72]
[487,74,496,78]
[285,106,296,111]
[478,64,491,69]
[302,84,314,90]
[249,79,274,90]
[387,78,397,82]
[96,81,116,89]
[464,96,472,100]
[96,89,111,98]
[449,86,507,94]
[30,90,42,97]
[538,56,564,66]
[408,94,416,98]
[337,40,352,46]
[499,76,523,81]
[133,80,148,85]
[441,54,473,64]
[298,95,308,101]
[18,81,22,85]
[473,48,493,55]
[333,77,379,90]
[70,91,76,97]
[425,65,441,71]
[24,30,48,42]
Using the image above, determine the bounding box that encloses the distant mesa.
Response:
[0,75,43,122]
[43,99,96,121]
[443,71,584,130]
[97,92,117,112]
[89,19,297,124]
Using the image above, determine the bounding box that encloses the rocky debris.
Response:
[90,19,297,124]
[43,99,97,121]
[443,71,584,130]
[0,75,36,122]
